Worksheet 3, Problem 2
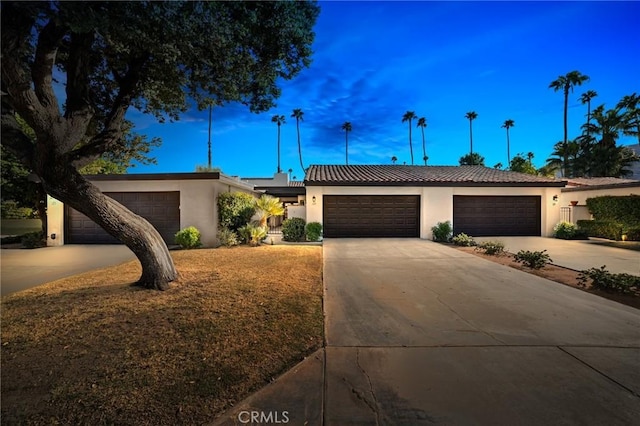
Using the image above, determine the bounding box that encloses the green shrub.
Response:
[175,226,202,249]
[578,266,640,295]
[475,240,505,256]
[1,201,35,219]
[577,220,624,240]
[217,192,257,232]
[237,224,267,246]
[452,233,476,246]
[625,227,640,241]
[513,250,552,269]
[217,227,239,247]
[305,222,323,242]
[282,217,306,242]
[586,195,640,227]
[553,221,577,239]
[21,231,45,249]
[431,221,452,242]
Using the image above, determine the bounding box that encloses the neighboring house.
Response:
[625,144,640,180]
[304,165,567,238]
[559,177,640,224]
[242,172,306,223]
[47,172,258,247]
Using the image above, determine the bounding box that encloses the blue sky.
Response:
[128,1,640,179]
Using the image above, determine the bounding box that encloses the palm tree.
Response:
[207,104,213,168]
[464,111,478,155]
[255,194,285,229]
[545,140,580,177]
[291,108,305,173]
[341,121,352,165]
[417,117,427,165]
[271,115,285,173]
[391,156,397,164]
[401,111,417,165]
[549,70,590,176]
[501,119,514,166]
[617,93,640,144]
[580,90,598,135]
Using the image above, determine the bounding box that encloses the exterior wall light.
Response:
[552,195,558,202]
[312,196,317,205]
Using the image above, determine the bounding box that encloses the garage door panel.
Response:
[453,195,540,237]
[66,191,180,244]
[323,195,419,238]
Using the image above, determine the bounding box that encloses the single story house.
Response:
[47,172,258,247]
[241,172,306,224]
[303,165,568,238]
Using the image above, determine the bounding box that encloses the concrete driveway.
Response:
[474,236,640,276]
[323,239,640,425]
[1,245,136,296]
[214,238,640,425]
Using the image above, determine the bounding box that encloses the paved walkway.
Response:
[213,239,640,425]
[0,245,136,296]
[474,236,640,276]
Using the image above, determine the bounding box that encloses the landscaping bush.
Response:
[625,227,640,241]
[553,221,577,239]
[475,240,505,256]
[513,250,552,269]
[577,220,624,241]
[586,195,640,227]
[217,192,257,232]
[217,227,239,247]
[238,224,267,246]
[578,266,640,295]
[175,226,202,249]
[21,231,45,249]
[282,217,306,242]
[305,222,323,242]
[452,233,476,246]
[431,221,452,242]
[1,200,35,219]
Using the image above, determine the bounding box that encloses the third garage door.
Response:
[453,195,541,236]
[323,195,419,238]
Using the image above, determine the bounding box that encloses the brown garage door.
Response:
[65,192,180,244]
[453,195,541,237]
[323,195,420,238]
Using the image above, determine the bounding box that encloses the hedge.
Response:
[586,195,640,227]
[577,220,624,241]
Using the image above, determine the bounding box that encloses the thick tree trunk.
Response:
[42,164,177,290]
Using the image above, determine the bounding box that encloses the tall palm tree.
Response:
[501,119,514,166]
[417,117,427,165]
[464,111,478,155]
[341,121,352,165]
[391,156,397,164]
[291,108,305,173]
[401,111,417,165]
[207,104,213,168]
[617,93,640,144]
[549,70,590,176]
[271,115,285,173]
[580,90,598,135]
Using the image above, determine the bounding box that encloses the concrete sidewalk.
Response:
[475,236,640,276]
[0,245,136,296]
[212,238,640,425]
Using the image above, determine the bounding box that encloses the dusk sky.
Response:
[128,1,640,180]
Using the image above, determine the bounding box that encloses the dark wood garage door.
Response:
[323,195,420,238]
[453,195,541,237]
[65,192,180,244]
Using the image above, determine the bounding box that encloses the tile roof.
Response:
[288,181,304,187]
[565,177,640,187]
[304,165,567,187]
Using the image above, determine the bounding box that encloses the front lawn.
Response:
[1,245,323,425]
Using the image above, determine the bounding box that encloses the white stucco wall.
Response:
[560,186,640,206]
[287,205,306,219]
[47,176,258,247]
[305,185,562,239]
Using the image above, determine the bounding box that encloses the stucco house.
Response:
[304,165,567,238]
[47,172,258,247]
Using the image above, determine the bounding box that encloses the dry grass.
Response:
[1,245,323,425]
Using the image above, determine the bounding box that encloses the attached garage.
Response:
[453,195,541,236]
[65,191,180,244]
[323,195,419,238]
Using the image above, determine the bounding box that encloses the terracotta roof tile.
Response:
[304,165,566,186]
[288,181,304,187]
[566,177,639,187]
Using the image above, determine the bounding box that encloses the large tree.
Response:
[417,117,427,165]
[291,108,305,174]
[459,152,485,166]
[548,70,590,176]
[618,93,640,144]
[271,114,286,173]
[341,121,352,165]
[1,1,319,290]
[501,119,514,166]
[464,111,478,156]
[401,111,417,165]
